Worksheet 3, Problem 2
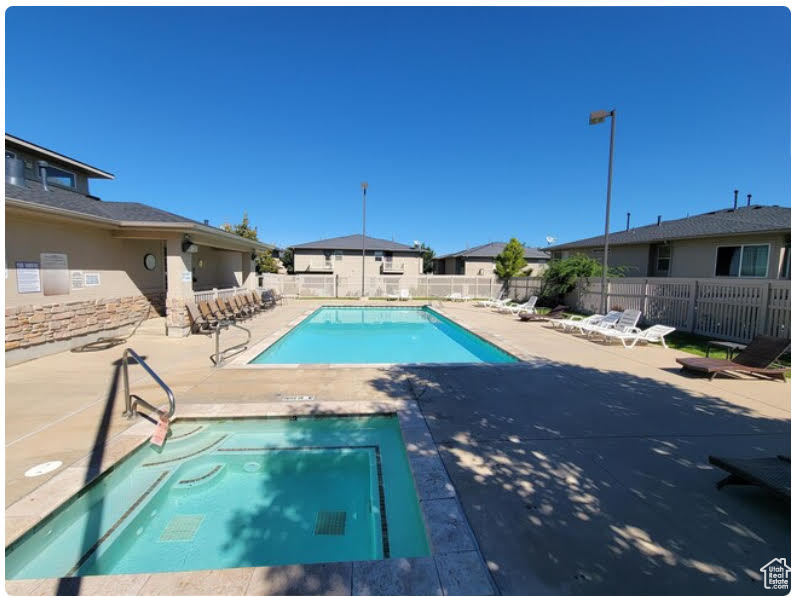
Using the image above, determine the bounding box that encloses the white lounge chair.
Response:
[446,292,462,301]
[596,324,676,348]
[557,311,620,333]
[585,309,641,337]
[478,290,506,308]
[498,296,538,315]
[399,289,410,301]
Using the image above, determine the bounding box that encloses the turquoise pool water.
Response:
[249,306,518,364]
[6,416,429,579]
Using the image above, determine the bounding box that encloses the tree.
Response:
[221,212,275,274]
[419,243,435,274]
[540,254,625,305]
[494,238,531,280]
[281,248,295,274]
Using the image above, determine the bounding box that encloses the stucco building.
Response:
[434,242,550,277]
[547,204,790,279]
[5,134,272,363]
[290,234,424,277]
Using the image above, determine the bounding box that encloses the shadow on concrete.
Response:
[370,362,790,595]
[56,355,145,595]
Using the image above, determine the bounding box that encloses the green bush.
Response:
[541,254,624,304]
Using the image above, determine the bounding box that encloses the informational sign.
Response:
[71,271,84,290]
[181,271,192,283]
[151,414,170,447]
[15,262,41,294]
[84,272,101,287]
[41,253,70,296]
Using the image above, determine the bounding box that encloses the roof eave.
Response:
[5,134,115,180]
[549,227,792,251]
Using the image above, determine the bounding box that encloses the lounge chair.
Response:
[498,296,538,315]
[217,297,242,321]
[676,335,790,381]
[186,302,224,334]
[445,292,462,301]
[595,324,676,348]
[519,305,567,322]
[198,300,227,325]
[266,288,284,305]
[243,293,263,313]
[477,290,506,308]
[585,309,641,337]
[253,290,273,309]
[558,311,621,334]
[708,454,790,502]
[234,294,255,317]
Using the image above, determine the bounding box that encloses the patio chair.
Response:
[676,335,790,382]
[585,309,641,337]
[243,293,263,313]
[234,294,255,317]
[595,324,676,348]
[199,300,227,325]
[708,454,790,502]
[557,311,620,334]
[445,292,462,301]
[498,296,538,315]
[477,290,506,308]
[186,302,223,334]
[266,288,284,305]
[253,289,273,309]
[217,297,243,321]
[519,305,567,322]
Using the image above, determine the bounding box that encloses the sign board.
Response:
[15,262,41,294]
[181,271,192,283]
[84,272,101,287]
[71,271,84,290]
[150,414,170,447]
[41,253,70,296]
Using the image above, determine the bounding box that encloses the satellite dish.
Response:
[546,236,556,245]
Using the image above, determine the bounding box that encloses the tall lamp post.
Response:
[361,181,368,297]
[589,108,616,314]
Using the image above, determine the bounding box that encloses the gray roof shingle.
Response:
[548,205,790,251]
[290,234,422,252]
[437,241,550,260]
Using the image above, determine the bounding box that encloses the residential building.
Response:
[547,204,790,279]
[434,242,550,277]
[5,134,272,362]
[290,234,424,277]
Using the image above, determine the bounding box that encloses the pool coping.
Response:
[227,304,537,369]
[5,400,496,596]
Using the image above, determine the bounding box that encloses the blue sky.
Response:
[6,7,790,254]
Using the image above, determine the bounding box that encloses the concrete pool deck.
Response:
[5,299,791,595]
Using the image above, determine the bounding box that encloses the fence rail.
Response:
[565,277,790,342]
[193,286,243,303]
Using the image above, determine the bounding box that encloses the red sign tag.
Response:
[151,414,170,447]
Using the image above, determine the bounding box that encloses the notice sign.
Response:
[41,253,70,296]
[151,414,170,447]
[181,271,192,283]
[71,271,84,290]
[15,262,41,294]
[84,272,101,287]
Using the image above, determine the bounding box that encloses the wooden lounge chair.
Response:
[676,335,790,381]
[519,305,567,322]
[708,454,790,502]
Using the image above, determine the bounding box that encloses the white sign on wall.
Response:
[181,271,192,283]
[41,253,70,296]
[84,272,101,287]
[15,262,41,294]
[71,271,85,290]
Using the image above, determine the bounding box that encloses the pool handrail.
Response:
[121,347,175,421]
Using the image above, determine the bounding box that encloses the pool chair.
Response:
[498,296,538,315]
[255,289,274,308]
[445,292,462,301]
[595,324,676,348]
[519,305,567,322]
[186,302,224,335]
[708,454,789,502]
[477,290,506,308]
[265,288,285,305]
[199,300,228,325]
[217,297,244,321]
[676,335,790,382]
[243,293,264,314]
[235,294,256,317]
[557,311,620,334]
[585,309,641,338]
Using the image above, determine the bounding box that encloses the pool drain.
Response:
[314,511,346,536]
[24,461,62,477]
[159,515,204,542]
[243,461,261,473]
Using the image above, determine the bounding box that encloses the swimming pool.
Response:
[249,306,518,365]
[5,416,429,580]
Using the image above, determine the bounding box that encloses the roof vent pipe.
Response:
[37,161,49,191]
[733,189,739,209]
[747,194,752,206]
[5,155,25,187]
[203,219,209,226]
[657,215,662,226]
[626,212,631,231]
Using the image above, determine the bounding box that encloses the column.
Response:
[165,235,194,337]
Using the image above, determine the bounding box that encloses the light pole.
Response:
[361,181,368,297]
[589,108,616,314]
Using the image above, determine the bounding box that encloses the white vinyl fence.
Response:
[565,277,791,343]
[258,274,502,300]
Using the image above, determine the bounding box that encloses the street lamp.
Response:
[361,182,368,297]
[589,108,616,314]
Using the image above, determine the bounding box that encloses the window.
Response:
[334,250,343,261]
[385,251,393,263]
[656,245,671,273]
[715,244,769,277]
[44,165,76,189]
[324,251,332,264]
[374,251,384,261]
[5,150,16,159]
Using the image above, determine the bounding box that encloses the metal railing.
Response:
[210,321,251,367]
[121,348,175,421]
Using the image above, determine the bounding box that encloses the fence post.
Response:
[639,279,648,322]
[686,280,698,333]
[335,274,339,298]
[756,281,771,337]
[213,287,218,300]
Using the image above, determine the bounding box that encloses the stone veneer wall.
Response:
[165,297,191,333]
[5,291,166,351]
